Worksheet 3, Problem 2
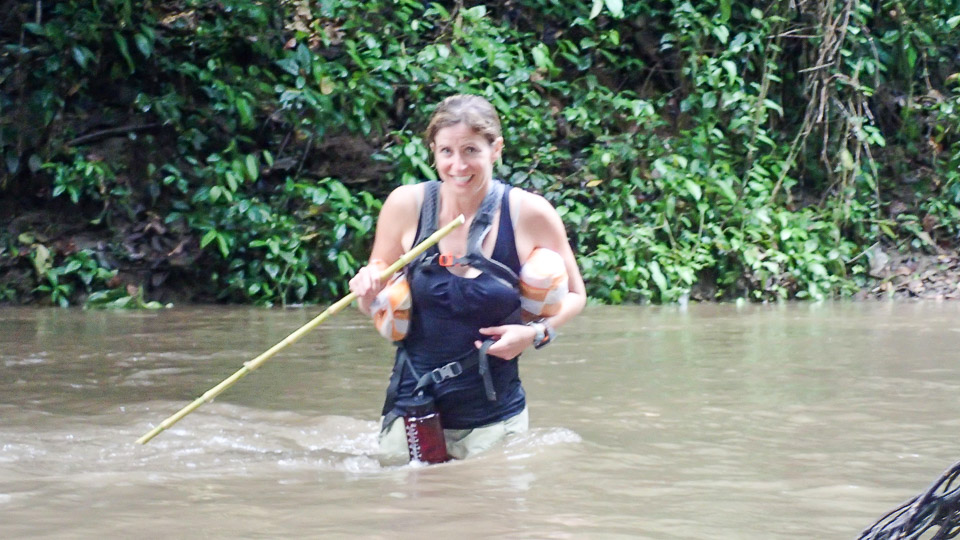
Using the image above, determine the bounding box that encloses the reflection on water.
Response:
[2,302,959,539]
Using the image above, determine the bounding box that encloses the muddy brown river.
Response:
[2,302,959,539]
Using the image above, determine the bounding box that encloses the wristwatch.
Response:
[528,320,556,349]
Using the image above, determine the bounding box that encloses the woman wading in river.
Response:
[349,94,586,462]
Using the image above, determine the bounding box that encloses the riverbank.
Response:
[3,200,958,306]
[855,249,960,301]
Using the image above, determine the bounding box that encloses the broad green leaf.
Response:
[905,46,917,71]
[702,92,717,109]
[649,261,668,293]
[716,179,737,202]
[840,148,855,170]
[216,235,229,258]
[72,46,92,69]
[676,266,695,285]
[763,99,784,116]
[531,44,551,70]
[245,155,259,181]
[134,33,152,58]
[604,0,624,18]
[713,25,730,44]
[722,60,737,81]
[200,230,218,248]
[236,98,253,128]
[808,262,828,277]
[590,0,603,19]
[113,32,134,72]
[225,171,238,192]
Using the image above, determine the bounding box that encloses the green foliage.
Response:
[2,0,959,306]
[27,245,117,307]
[86,287,168,309]
[186,175,378,305]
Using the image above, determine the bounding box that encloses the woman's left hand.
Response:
[475,324,537,360]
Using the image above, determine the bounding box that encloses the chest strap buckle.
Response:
[429,361,463,384]
[437,253,457,267]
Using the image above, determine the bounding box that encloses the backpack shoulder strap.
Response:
[405,181,440,271]
[462,180,503,260]
[413,180,519,287]
[413,180,440,246]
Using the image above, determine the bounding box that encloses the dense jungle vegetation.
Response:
[1,0,959,307]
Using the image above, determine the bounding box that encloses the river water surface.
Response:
[2,302,959,539]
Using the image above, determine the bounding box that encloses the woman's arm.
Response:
[514,191,587,330]
[348,184,420,314]
[478,190,586,359]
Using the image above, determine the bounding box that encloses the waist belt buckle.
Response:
[430,361,463,384]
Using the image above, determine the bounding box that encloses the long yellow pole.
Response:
[135,214,465,445]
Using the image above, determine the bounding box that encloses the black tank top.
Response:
[394,183,526,429]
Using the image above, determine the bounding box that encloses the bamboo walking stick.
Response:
[135,214,466,445]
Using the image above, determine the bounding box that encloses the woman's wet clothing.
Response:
[380,180,527,432]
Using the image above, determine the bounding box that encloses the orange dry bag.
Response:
[371,272,412,341]
[519,247,568,321]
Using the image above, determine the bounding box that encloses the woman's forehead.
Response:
[432,123,487,145]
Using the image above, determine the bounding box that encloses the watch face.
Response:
[533,323,549,348]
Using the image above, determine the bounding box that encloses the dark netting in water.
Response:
[859,461,960,540]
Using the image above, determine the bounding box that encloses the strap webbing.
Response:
[381,340,501,431]
[412,339,498,401]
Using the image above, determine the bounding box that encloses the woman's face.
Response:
[430,123,503,195]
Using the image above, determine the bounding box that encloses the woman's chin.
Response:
[444,175,473,186]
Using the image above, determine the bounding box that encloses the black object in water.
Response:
[858,460,960,540]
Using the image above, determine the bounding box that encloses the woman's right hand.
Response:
[349,260,387,315]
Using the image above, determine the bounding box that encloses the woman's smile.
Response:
[431,123,502,192]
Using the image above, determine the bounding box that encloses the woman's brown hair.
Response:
[424,94,502,146]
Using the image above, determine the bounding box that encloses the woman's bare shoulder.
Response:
[384,183,423,208]
[380,183,425,222]
[371,183,427,258]
[509,186,560,225]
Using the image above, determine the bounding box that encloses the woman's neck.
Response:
[438,179,492,223]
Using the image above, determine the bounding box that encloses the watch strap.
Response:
[528,320,555,349]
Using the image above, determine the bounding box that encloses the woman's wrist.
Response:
[525,319,555,349]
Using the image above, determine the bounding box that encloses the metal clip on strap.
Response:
[429,361,463,384]
[413,359,462,395]
[410,341,499,402]
[437,253,456,267]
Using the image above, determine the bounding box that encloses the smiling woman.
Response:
[348,94,586,464]
[431,122,503,197]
